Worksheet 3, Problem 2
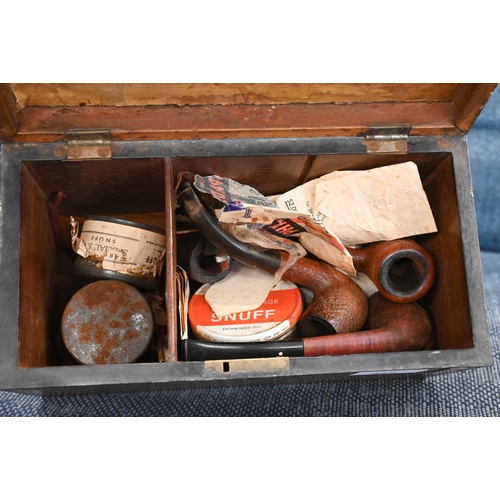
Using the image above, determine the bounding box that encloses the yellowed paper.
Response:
[143,293,168,327]
[274,169,348,220]
[314,162,437,245]
[176,266,190,340]
[70,217,166,277]
[275,162,437,247]
[204,262,277,318]
[298,232,356,276]
[216,204,354,275]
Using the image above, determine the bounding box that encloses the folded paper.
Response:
[276,162,437,246]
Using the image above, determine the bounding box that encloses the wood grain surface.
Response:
[10,83,461,108]
[3,84,494,142]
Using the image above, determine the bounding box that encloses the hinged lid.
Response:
[0,83,497,142]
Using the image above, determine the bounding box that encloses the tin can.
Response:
[61,280,155,365]
[188,280,303,343]
[71,215,166,291]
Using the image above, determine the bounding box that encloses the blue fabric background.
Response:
[1,89,500,417]
[469,88,500,252]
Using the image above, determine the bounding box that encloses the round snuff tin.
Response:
[71,215,166,291]
[61,280,154,365]
[188,280,303,343]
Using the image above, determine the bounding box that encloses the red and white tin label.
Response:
[188,280,303,343]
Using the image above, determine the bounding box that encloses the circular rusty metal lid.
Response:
[61,280,154,365]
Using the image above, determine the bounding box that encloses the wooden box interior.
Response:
[19,158,168,367]
[18,150,472,369]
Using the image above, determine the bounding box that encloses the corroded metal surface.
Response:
[73,256,160,291]
[61,280,154,364]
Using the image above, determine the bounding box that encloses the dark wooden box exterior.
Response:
[0,83,496,395]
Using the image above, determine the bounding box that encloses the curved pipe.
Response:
[350,239,435,303]
[303,292,434,356]
[178,182,368,335]
[177,182,282,274]
[281,256,368,336]
[183,293,434,361]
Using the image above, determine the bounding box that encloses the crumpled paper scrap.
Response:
[276,162,437,247]
[204,262,278,318]
[195,174,355,276]
[70,216,166,277]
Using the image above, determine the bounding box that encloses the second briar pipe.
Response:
[349,239,435,303]
[183,292,434,361]
[178,181,368,335]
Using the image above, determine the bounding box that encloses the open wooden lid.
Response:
[0,83,497,142]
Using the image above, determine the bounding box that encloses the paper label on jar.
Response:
[70,217,166,277]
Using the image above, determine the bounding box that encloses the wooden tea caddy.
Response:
[0,83,496,395]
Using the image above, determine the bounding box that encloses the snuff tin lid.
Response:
[188,280,303,343]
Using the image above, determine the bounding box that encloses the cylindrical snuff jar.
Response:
[71,215,166,291]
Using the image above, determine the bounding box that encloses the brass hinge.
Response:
[65,129,112,160]
[364,125,411,153]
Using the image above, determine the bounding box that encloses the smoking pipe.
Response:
[183,292,434,361]
[177,181,368,335]
[349,239,435,303]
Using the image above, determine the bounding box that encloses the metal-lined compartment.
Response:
[0,132,493,395]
